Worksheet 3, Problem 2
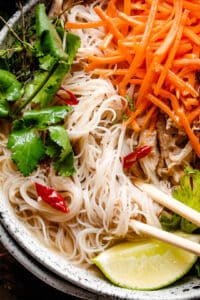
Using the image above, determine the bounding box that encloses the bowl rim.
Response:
[0,221,98,300]
[1,1,200,299]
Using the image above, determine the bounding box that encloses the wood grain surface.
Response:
[0,242,79,300]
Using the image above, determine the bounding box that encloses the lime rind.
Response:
[92,232,200,291]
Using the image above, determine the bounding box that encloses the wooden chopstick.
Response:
[131,220,200,256]
[135,181,200,227]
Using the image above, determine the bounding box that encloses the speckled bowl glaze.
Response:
[0,2,200,299]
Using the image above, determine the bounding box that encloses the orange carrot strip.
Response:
[166,0,200,16]
[129,79,143,85]
[130,3,147,11]
[140,105,157,131]
[166,69,199,97]
[154,9,188,95]
[176,43,192,56]
[180,96,199,110]
[146,93,179,125]
[149,111,158,131]
[159,89,180,111]
[135,0,182,107]
[119,0,159,95]
[87,54,125,65]
[124,0,131,16]
[177,109,200,157]
[106,0,117,17]
[189,24,200,34]
[65,20,104,29]
[188,106,200,123]
[92,69,128,76]
[85,62,102,72]
[183,27,200,46]
[145,45,153,69]
[100,32,113,50]
[150,20,172,42]
[94,6,124,40]
[118,12,143,26]
[154,0,182,61]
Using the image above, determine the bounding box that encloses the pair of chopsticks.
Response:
[130,181,200,256]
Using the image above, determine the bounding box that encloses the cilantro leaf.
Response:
[159,213,181,231]
[54,151,76,177]
[48,125,76,176]
[23,106,72,129]
[32,61,70,107]
[66,32,81,65]
[180,218,198,234]
[45,138,60,158]
[39,54,57,71]
[173,167,200,211]
[194,259,200,278]
[0,99,9,117]
[160,212,198,234]
[35,4,68,61]
[49,125,72,155]
[23,71,49,100]
[0,69,23,101]
[7,128,45,176]
[160,167,200,233]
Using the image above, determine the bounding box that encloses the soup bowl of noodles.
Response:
[1,0,200,299]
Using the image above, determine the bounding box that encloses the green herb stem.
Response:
[0,16,33,51]
[13,62,59,115]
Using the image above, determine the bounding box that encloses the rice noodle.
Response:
[0,1,166,266]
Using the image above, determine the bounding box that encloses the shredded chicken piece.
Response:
[48,0,64,17]
[138,130,160,186]
[49,0,86,18]
[156,116,193,184]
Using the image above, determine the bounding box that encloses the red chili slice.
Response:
[35,182,69,213]
[123,145,152,168]
[56,87,79,105]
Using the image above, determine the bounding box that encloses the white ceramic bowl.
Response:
[1,2,200,299]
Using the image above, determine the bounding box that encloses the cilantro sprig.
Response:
[0,3,80,176]
[160,167,200,233]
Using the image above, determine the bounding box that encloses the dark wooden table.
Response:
[0,241,80,300]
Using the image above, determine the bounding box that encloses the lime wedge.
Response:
[92,232,200,290]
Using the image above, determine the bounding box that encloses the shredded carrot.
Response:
[107,0,117,17]
[172,58,200,70]
[149,111,158,131]
[94,6,124,41]
[146,94,179,126]
[119,0,160,96]
[154,9,188,95]
[65,0,200,157]
[65,20,104,29]
[183,27,200,45]
[188,106,200,123]
[166,69,199,97]
[177,109,200,157]
[140,105,157,131]
[100,32,113,50]
[87,54,125,65]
